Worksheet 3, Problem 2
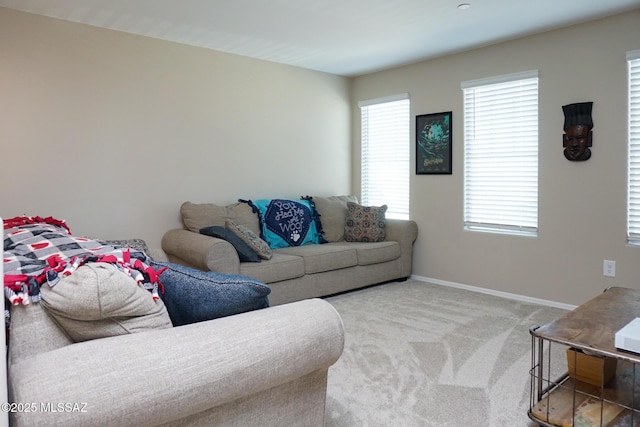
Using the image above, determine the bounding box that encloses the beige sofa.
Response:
[8,297,344,426]
[162,196,419,305]
[5,220,345,426]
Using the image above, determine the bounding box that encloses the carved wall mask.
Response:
[562,102,593,161]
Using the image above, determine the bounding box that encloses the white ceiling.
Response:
[2,0,639,77]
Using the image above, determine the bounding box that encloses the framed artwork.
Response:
[416,111,452,174]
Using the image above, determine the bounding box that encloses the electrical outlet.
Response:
[603,260,616,277]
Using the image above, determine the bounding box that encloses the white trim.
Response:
[358,93,409,108]
[627,49,640,61]
[460,69,538,89]
[410,274,577,311]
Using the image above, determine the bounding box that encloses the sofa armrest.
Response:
[9,298,345,427]
[161,228,241,274]
[385,219,418,277]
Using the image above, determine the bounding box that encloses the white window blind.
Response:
[462,71,539,236]
[627,50,640,245]
[359,94,410,220]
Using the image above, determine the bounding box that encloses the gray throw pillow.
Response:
[200,226,261,262]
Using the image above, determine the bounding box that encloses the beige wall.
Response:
[352,10,640,306]
[0,8,351,254]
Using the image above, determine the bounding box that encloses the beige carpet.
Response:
[323,279,568,427]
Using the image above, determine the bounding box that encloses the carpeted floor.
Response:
[323,279,569,427]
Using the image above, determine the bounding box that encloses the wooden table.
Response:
[529,287,640,426]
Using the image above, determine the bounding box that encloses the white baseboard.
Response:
[411,275,577,311]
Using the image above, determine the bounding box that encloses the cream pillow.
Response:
[180,201,260,235]
[311,195,358,242]
[40,263,172,342]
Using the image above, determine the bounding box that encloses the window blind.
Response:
[359,94,410,220]
[462,71,539,236]
[627,50,640,244]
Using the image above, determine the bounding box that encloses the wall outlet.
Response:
[604,260,616,277]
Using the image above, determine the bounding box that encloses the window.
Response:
[359,94,410,220]
[461,71,539,236]
[627,50,640,245]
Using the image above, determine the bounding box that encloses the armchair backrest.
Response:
[8,303,72,365]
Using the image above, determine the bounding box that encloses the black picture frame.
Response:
[416,111,452,174]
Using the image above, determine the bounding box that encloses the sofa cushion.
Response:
[226,220,273,260]
[308,195,358,242]
[344,202,387,242]
[276,244,357,274]
[40,263,173,343]
[200,225,261,262]
[181,201,260,235]
[152,261,271,326]
[239,253,305,284]
[243,199,323,249]
[335,241,400,265]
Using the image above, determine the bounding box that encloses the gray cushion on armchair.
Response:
[40,263,172,342]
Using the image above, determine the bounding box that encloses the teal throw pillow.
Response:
[241,199,323,249]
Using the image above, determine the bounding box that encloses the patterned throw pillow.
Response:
[241,199,323,249]
[344,202,387,242]
[226,220,273,260]
[199,226,261,262]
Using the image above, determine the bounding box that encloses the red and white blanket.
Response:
[3,216,163,306]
